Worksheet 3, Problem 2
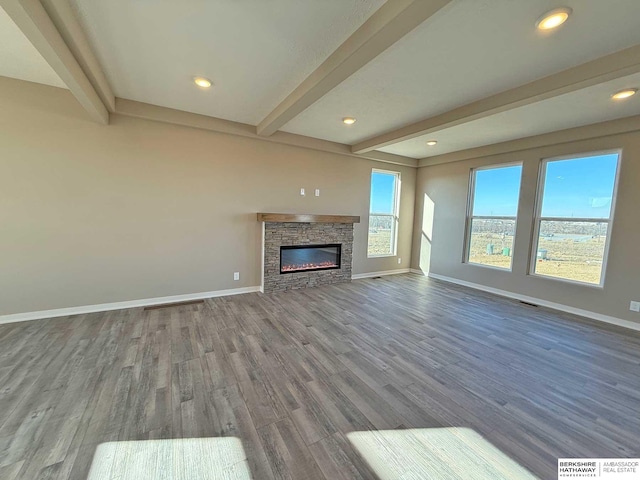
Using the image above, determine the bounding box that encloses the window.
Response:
[465,164,523,270]
[368,169,400,257]
[531,151,620,286]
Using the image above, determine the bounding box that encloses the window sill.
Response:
[529,272,604,289]
[368,254,396,259]
[465,261,512,272]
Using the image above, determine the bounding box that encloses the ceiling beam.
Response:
[256,0,452,137]
[352,44,640,154]
[115,98,418,168]
[0,0,108,123]
[417,114,640,168]
[40,0,115,111]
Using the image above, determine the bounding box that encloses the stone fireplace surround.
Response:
[258,213,360,293]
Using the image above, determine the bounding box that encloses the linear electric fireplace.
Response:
[280,244,341,274]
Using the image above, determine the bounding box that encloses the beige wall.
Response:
[411,128,640,326]
[0,77,415,316]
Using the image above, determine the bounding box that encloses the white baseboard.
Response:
[428,273,640,332]
[0,286,261,325]
[410,268,426,275]
[352,268,410,280]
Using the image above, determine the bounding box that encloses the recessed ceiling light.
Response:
[426,140,437,146]
[611,88,638,100]
[342,117,356,125]
[535,7,572,30]
[194,77,212,88]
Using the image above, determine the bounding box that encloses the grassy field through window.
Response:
[468,220,608,284]
[367,228,392,256]
[534,221,608,284]
[468,232,514,269]
[468,218,516,269]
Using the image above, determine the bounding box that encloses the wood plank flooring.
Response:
[0,274,639,479]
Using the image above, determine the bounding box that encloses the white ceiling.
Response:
[68,0,385,125]
[0,6,65,88]
[379,72,640,158]
[280,0,640,156]
[3,0,640,161]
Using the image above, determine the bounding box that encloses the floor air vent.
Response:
[519,301,539,308]
[144,299,205,310]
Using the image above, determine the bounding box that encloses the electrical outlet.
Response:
[315,189,320,197]
[233,272,240,281]
[300,188,305,196]
[630,301,640,312]
[397,257,402,264]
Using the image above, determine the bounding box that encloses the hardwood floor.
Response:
[0,274,639,479]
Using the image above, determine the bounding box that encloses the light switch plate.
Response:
[315,189,320,197]
[300,188,305,196]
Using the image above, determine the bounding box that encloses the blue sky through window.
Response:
[471,154,619,218]
[540,154,619,218]
[472,165,522,216]
[370,172,396,214]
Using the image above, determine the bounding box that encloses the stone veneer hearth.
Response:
[262,221,354,293]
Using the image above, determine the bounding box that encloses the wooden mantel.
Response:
[257,213,360,224]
